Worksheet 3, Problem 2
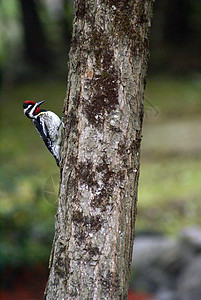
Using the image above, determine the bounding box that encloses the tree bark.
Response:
[45,0,153,299]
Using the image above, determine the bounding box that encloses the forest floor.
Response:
[136,75,200,234]
[137,117,200,234]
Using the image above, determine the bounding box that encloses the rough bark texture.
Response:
[45,1,153,299]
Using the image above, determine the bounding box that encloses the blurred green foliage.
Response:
[138,157,201,235]
[145,76,201,118]
[0,80,65,267]
[137,75,201,234]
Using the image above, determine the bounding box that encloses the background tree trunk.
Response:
[45,0,153,299]
[19,0,51,68]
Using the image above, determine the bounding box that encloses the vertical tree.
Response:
[45,0,153,299]
[19,0,51,68]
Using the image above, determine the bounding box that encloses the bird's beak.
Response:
[35,100,45,108]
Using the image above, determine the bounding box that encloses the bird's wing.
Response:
[32,117,52,149]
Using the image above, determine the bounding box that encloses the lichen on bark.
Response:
[45,1,154,299]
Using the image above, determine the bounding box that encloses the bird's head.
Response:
[23,100,45,119]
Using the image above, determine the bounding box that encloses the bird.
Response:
[23,100,62,167]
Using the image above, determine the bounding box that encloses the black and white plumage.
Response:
[23,100,62,167]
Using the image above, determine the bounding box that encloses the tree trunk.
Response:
[45,0,153,299]
[19,0,51,68]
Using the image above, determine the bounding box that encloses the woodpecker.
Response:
[23,100,62,167]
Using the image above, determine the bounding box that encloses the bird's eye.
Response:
[23,103,29,109]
